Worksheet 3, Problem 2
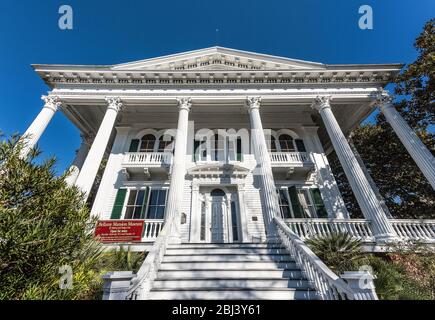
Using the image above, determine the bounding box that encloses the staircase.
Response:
[147,243,318,300]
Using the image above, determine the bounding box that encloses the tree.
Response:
[329,19,435,219]
[0,135,103,299]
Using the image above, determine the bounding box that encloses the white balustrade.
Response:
[274,217,377,300]
[284,218,435,243]
[123,152,172,166]
[142,219,165,241]
[285,218,374,242]
[390,219,435,242]
[270,152,311,165]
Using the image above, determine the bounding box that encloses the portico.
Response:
[25,46,434,249]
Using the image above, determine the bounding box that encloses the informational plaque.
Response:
[94,220,145,243]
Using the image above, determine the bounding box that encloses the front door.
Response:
[196,188,241,243]
[210,197,225,243]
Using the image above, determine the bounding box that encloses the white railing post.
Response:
[273,217,376,300]
[102,271,135,300]
[340,271,378,300]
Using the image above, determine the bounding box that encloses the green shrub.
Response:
[306,232,363,274]
[0,135,104,299]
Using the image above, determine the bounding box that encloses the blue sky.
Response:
[0,0,433,173]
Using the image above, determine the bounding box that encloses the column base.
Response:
[374,233,400,244]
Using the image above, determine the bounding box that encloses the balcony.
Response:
[121,152,172,178]
[270,152,314,178]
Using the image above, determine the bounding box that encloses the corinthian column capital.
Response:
[245,96,262,111]
[373,90,394,110]
[176,97,192,111]
[311,95,332,112]
[41,95,62,112]
[105,97,123,112]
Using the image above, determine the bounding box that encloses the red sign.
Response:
[94,220,145,243]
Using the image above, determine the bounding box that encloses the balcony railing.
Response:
[284,218,435,243]
[390,219,435,242]
[122,152,172,167]
[142,219,164,241]
[285,218,374,242]
[270,152,312,166]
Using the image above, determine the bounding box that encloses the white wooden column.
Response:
[75,97,123,199]
[312,96,397,242]
[377,92,435,190]
[65,135,91,186]
[246,97,281,238]
[164,98,192,243]
[301,126,349,219]
[20,95,61,158]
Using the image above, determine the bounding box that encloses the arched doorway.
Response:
[197,187,241,243]
[210,189,226,243]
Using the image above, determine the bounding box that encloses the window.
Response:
[140,134,156,152]
[146,189,167,219]
[299,189,316,218]
[210,188,226,197]
[279,134,295,152]
[211,134,226,161]
[277,186,327,219]
[124,189,148,219]
[277,189,292,219]
[231,201,239,241]
[158,135,174,152]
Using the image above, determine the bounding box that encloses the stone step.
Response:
[163,254,293,262]
[157,269,304,279]
[167,243,283,249]
[149,288,318,300]
[165,248,288,255]
[159,261,297,270]
[152,278,311,290]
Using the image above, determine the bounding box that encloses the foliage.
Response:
[329,19,435,219]
[307,233,435,300]
[306,232,363,274]
[360,252,434,300]
[0,135,103,300]
[96,247,146,274]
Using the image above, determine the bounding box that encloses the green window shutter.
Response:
[236,138,242,162]
[140,187,150,219]
[128,139,140,152]
[288,186,304,218]
[110,188,127,219]
[193,140,200,161]
[310,188,328,218]
[295,139,306,152]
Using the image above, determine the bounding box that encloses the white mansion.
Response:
[25,47,434,300]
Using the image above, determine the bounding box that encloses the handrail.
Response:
[389,219,435,242]
[274,216,372,300]
[284,218,374,242]
[125,216,175,300]
[284,218,435,243]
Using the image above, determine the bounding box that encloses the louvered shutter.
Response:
[110,188,127,219]
[288,186,304,218]
[128,139,140,152]
[310,188,327,218]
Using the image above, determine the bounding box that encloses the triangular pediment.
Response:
[111,47,325,72]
